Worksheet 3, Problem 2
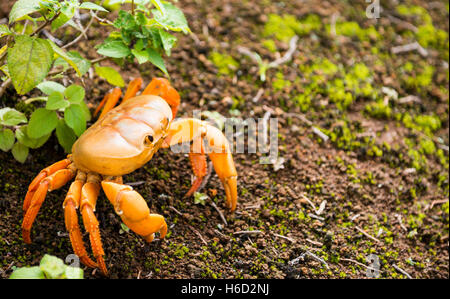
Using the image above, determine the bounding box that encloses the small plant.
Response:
[96,0,190,76]
[9,254,83,279]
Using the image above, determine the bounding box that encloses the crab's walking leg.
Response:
[98,88,122,119]
[102,181,167,243]
[22,164,76,243]
[122,78,143,102]
[24,158,72,212]
[63,172,98,269]
[185,138,207,198]
[163,119,238,211]
[142,78,180,118]
[79,173,108,275]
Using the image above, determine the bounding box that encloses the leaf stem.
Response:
[30,11,61,37]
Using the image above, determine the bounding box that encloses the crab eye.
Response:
[144,135,154,146]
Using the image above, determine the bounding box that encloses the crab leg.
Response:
[185,138,207,198]
[163,118,238,211]
[24,158,72,212]
[142,78,180,118]
[63,172,98,269]
[22,164,76,244]
[79,173,107,275]
[101,181,167,243]
[98,88,122,119]
[122,78,143,102]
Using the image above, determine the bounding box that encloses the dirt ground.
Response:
[0,0,448,279]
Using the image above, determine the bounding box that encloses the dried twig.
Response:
[62,11,97,49]
[312,126,329,142]
[42,29,63,46]
[391,42,428,57]
[210,201,227,226]
[233,230,263,235]
[252,88,264,103]
[169,206,183,216]
[126,181,146,186]
[290,251,329,269]
[340,258,384,273]
[272,233,295,243]
[355,226,381,244]
[387,14,418,33]
[392,264,413,279]
[267,35,299,68]
[189,226,208,245]
[306,238,323,247]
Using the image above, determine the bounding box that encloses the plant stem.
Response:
[30,11,61,37]
[131,0,135,15]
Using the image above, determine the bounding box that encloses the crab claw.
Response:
[101,181,167,242]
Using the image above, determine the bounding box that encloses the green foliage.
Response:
[94,64,125,87]
[4,0,105,94]
[194,192,208,206]
[7,35,53,95]
[0,82,88,162]
[96,1,189,75]
[9,254,83,279]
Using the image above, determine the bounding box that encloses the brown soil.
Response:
[0,0,448,279]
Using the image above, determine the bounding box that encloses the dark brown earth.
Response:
[0,0,448,279]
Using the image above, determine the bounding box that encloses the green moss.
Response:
[209,52,240,76]
[418,138,436,155]
[364,100,392,119]
[272,72,292,91]
[329,21,380,41]
[262,39,277,52]
[263,14,322,42]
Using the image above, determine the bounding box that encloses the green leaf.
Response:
[46,92,70,110]
[0,24,12,37]
[64,104,86,137]
[64,266,84,279]
[51,3,76,31]
[37,81,66,95]
[97,40,131,58]
[0,129,15,152]
[94,65,125,87]
[131,48,149,64]
[152,3,190,34]
[194,192,208,206]
[7,35,53,95]
[9,0,41,24]
[64,84,85,103]
[48,41,81,76]
[15,126,51,149]
[158,29,177,56]
[40,254,65,279]
[55,119,77,152]
[27,108,58,138]
[11,142,29,163]
[0,108,27,126]
[79,2,108,12]
[9,266,45,279]
[53,51,91,76]
[150,0,165,14]
[147,48,168,76]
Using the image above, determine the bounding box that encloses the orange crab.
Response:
[21,78,238,275]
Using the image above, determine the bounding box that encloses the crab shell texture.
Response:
[72,95,172,176]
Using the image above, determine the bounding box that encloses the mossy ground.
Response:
[0,0,448,279]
